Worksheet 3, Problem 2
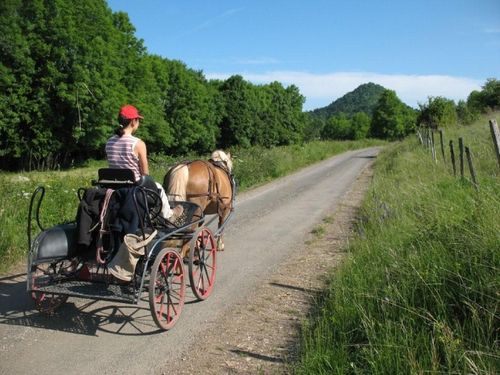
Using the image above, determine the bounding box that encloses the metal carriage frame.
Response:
[26,168,224,331]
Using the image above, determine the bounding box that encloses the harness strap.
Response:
[181,160,234,214]
[96,188,115,264]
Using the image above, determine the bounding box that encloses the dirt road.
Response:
[0,147,379,375]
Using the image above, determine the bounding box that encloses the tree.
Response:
[456,100,478,125]
[480,78,500,110]
[467,78,500,112]
[0,0,312,170]
[351,112,371,140]
[163,60,220,155]
[371,90,415,140]
[258,82,305,146]
[321,113,352,140]
[417,96,457,128]
[303,116,325,141]
[0,0,34,166]
[218,75,256,148]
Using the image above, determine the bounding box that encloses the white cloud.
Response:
[205,71,483,110]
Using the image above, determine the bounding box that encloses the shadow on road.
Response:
[269,281,319,295]
[229,349,284,363]
[0,272,165,336]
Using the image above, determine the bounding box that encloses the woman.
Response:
[105,104,179,219]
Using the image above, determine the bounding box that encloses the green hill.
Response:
[310,82,386,118]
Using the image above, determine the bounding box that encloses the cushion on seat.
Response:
[34,223,78,261]
[97,168,136,188]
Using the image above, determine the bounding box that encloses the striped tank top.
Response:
[105,135,141,181]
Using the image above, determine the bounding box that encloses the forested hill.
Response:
[309,82,386,118]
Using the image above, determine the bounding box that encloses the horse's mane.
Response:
[210,150,232,172]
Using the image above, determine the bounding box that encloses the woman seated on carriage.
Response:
[105,104,182,220]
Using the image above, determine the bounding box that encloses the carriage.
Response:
[26,167,234,330]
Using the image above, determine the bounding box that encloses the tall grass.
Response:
[0,138,384,274]
[0,166,104,273]
[295,114,499,374]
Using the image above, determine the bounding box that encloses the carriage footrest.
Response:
[31,280,137,303]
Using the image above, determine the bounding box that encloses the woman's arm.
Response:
[135,139,149,176]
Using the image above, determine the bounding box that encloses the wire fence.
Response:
[416,119,500,190]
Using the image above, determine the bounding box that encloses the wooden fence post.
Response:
[439,129,445,162]
[431,130,437,162]
[449,140,456,176]
[489,119,500,169]
[417,128,423,145]
[459,137,464,178]
[465,146,478,189]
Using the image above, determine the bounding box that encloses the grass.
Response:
[294,113,500,374]
[0,138,384,274]
[311,225,326,238]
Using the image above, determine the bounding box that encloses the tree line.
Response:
[308,79,499,143]
[1,0,498,171]
[417,78,500,128]
[0,0,306,170]
[307,88,417,141]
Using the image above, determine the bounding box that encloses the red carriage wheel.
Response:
[149,247,185,330]
[31,262,69,314]
[188,227,216,300]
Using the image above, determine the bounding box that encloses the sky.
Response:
[107,0,500,111]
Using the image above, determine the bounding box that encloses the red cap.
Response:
[119,105,143,120]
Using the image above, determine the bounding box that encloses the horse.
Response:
[163,150,235,251]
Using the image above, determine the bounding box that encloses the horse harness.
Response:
[183,160,234,212]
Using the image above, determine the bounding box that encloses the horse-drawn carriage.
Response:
[26,153,235,331]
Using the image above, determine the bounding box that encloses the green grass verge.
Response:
[0,138,384,274]
[294,114,499,374]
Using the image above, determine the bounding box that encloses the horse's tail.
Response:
[164,164,189,201]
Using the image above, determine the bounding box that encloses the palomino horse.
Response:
[163,150,235,250]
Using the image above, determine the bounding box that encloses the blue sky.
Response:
[107,0,500,111]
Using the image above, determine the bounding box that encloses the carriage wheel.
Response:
[188,227,216,300]
[31,262,69,314]
[149,247,185,330]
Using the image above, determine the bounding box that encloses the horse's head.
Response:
[211,150,233,172]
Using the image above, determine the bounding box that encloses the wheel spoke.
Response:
[197,270,205,292]
[202,265,211,286]
[187,228,217,300]
[205,264,215,271]
[159,260,167,275]
[154,292,163,303]
[166,296,172,323]
[157,292,166,317]
[169,288,182,300]
[150,248,185,330]
[168,294,178,316]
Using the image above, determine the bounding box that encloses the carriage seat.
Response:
[33,223,78,262]
[94,168,137,189]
